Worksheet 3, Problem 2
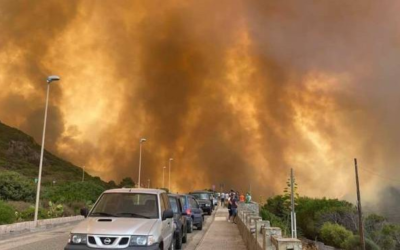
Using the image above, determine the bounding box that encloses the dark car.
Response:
[189,191,213,215]
[168,194,187,249]
[179,194,204,232]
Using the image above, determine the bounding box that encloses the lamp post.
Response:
[138,138,146,188]
[162,166,166,188]
[168,158,173,191]
[34,75,60,227]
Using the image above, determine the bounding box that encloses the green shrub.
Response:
[19,206,48,220]
[7,201,31,212]
[0,171,35,202]
[0,200,16,225]
[43,181,105,204]
[47,201,64,218]
[342,235,380,250]
[260,208,289,236]
[320,222,353,248]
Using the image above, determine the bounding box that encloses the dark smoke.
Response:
[0,1,399,209]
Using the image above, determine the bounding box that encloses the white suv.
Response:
[64,189,175,250]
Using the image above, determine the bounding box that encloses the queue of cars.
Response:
[64,189,218,250]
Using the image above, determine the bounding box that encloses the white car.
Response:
[64,188,176,250]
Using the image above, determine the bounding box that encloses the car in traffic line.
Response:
[179,194,203,232]
[64,188,176,250]
[168,194,187,249]
[189,191,213,215]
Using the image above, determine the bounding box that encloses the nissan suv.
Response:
[64,188,176,250]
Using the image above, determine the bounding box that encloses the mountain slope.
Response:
[0,121,103,185]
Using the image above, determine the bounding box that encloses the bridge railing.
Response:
[237,201,302,250]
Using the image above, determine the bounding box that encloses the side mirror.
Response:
[80,208,89,218]
[162,209,174,220]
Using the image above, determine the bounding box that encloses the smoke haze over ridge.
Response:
[1,0,400,206]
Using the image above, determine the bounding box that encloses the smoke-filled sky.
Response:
[1,0,400,205]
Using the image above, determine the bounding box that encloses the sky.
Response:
[1,0,400,209]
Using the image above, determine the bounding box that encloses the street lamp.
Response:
[82,165,85,182]
[138,138,146,188]
[34,75,60,227]
[168,158,173,191]
[162,166,166,188]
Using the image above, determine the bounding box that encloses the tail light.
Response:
[186,208,191,215]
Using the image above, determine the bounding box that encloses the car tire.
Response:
[207,210,211,215]
[187,220,193,233]
[175,231,183,249]
[197,220,203,230]
[182,226,187,243]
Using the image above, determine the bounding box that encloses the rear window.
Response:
[189,198,198,209]
[180,196,186,207]
[169,197,179,214]
[191,193,210,200]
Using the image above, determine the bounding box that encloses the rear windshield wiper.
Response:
[116,213,151,219]
[90,212,118,217]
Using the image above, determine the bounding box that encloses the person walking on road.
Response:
[229,193,238,223]
[220,192,225,207]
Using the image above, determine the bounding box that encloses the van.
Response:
[64,188,176,250]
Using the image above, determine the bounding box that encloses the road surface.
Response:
[0,210,216,250]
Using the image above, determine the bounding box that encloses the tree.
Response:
[283,176,299,210]
[119,177,135,188]
[107,180,117,189]
[263,195,289,218]
[364,214,399,250]
[296,197,356,239]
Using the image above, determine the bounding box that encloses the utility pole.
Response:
[290,168,297,238]
[138,138,146,188]
[355,158,366,250]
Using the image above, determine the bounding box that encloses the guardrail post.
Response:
[262,227,282,250]
[255,220,270,241]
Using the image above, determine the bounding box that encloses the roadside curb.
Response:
[194,207,218,250]
[0,216,84,235]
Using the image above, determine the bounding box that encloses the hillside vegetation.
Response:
[0,121,134,224]
[0,121,98,184]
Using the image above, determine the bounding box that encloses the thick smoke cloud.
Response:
[1,0,399,210]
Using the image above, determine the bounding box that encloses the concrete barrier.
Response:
[237,202,302,250]
[0,216,84,235]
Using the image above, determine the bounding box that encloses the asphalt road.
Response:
[0,210,216,250]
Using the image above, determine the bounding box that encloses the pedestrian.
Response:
[229,194,238,224]
[227,191,233,221]
[220,192,225,207]
[239,193,245,202]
